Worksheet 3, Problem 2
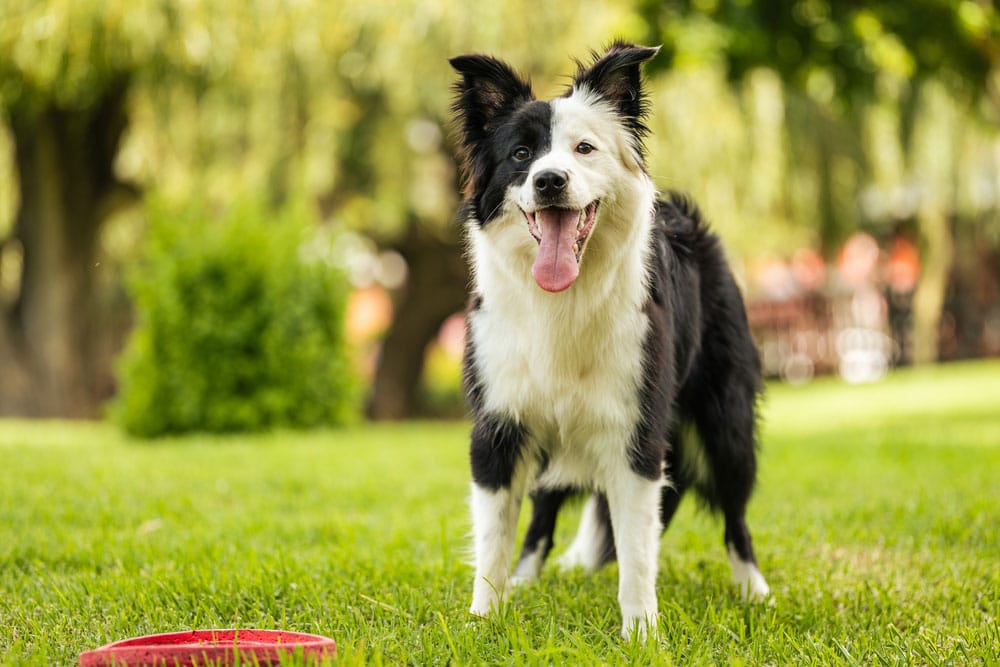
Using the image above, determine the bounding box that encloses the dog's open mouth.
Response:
[523,201,599,292]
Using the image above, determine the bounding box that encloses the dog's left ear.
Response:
[573,41,660,124]
[449,54,534,152]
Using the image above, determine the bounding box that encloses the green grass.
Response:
[2,360,999,665]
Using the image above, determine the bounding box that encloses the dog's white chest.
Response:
[470,287,648,486]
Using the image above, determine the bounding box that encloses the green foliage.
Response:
[113,198,356,437]
[641,0,999,107]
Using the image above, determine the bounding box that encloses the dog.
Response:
[449,41,770,640]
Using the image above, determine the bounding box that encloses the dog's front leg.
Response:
[468,415,528,617]
[606,469,664,641]
[469,481,524,615]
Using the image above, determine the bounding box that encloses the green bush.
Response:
[113,198,357,437]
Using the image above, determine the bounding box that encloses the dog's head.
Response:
[450,42,659,293]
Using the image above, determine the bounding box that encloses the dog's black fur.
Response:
[511,194,765,571]
[452,43,768,634]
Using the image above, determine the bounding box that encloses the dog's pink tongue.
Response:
[531,208,580,292]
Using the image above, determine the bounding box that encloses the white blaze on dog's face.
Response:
[515,89,648,292]
[450,44,660,293]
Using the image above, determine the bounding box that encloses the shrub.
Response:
[113,198,357,437]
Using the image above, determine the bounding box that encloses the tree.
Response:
[641,0,1000,363]
[0,0,643,418]
[0,0,348,415]
[0,3,147,415]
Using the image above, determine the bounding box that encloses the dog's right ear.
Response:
[449,55,534,151]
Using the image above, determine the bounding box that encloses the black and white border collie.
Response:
[450,42,770,640]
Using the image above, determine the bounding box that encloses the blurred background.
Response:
[0,0,998,432]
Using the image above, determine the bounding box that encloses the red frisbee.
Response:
[78,629,336,666]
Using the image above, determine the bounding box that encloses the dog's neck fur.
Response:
[465,171,658,431]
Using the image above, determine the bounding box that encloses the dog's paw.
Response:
[733,563,771,604]
[468,601,493,617]
[742,580,775,606]
[621,611,659,642]
[742,578,771,603]
[511,551,543,586]
[469,585,503,617]
[510,573,535,588]
[728,547,771,604]
[556,545,600,573]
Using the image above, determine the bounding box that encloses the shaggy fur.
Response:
[450,41,769,640]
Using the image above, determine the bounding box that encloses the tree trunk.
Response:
[909,81,957,365]
[911,206,953,364]
[0,80,132,417]
[366,222,468,420]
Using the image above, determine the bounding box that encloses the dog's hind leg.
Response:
[513,487,571,584]
[724,510,769,601]
[709,419,770,602]
[556,492,617,573]
[660,441,689,531]
[659,478,687,532]
[692,417,770,601]
[685,369,770,601]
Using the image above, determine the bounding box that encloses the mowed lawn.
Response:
[1,361,998,665]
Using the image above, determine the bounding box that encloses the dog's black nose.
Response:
[534,169,568,196]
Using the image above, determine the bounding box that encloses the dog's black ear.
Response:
[572,41,659,130]
[449,55,534,151]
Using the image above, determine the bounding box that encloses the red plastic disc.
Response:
[78,629,336,666]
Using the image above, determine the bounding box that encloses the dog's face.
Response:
[451,43,659,292]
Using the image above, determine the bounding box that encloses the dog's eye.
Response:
[576,142,595,155]
[511,146,531,161]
